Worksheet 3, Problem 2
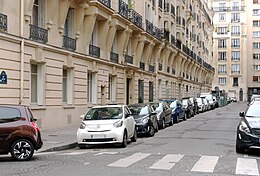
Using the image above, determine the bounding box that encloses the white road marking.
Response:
[149,154,184,170]
[191,156,219,173]
[94,152,118,156]
[57,151,91,156]
[108,153,151,168]
[236,158,259,176]
[35,152,58,156]
[84,162,90,165]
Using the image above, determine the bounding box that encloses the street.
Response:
[1,102,259,176]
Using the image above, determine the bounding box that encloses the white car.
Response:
[77,105,137,148]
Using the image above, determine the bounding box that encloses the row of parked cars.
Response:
[77,93,219,149]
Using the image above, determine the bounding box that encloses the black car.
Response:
[236,102,260,153]
[189,97,199,115]
[128,103,158,137]
[182,99,194,118]
[149,101,172,129]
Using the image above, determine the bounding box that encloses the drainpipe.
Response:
[19,0,25,105]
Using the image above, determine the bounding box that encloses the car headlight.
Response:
[142,116,149,124]
[113,120,123,128]
[156,112,162,119]
[239,121,251,133]
[79,122,86,129]
[171,108,176,114]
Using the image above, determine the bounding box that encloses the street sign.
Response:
[0,71,7,84]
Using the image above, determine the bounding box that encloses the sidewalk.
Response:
[37,124,79,153]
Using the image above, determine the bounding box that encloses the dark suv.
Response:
[0,105,43,161]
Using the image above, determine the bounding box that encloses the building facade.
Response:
[213,0,260,101]
[0,0,214,129]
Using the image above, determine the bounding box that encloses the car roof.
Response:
[0,105,28,108]
[92,105,124,108]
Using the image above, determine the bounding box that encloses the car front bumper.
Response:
[136,123,150,134]
[237,131,260,149]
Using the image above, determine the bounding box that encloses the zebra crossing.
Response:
[37,151,260,175]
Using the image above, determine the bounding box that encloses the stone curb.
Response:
[40,142,78,152]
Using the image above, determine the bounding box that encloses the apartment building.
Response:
[0,0,214,129]
[213,0,260,101]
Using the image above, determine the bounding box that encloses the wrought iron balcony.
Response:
[149,64,154,72]
[153,26,162,40]
[139,62,145,70]
[125,54,133,64]
[128,9,142,28]
[63,36,76,51]
[172,68,175,75]
[0,13,7,32]
[146,20,154,36]
[118,0,128,19]
[167,67,170,73]
[197,56,202,65]
[176,40,182,50]
[89,44,100,58]
[110,51,119,63]
[162,29,169,41]
[158,63,162,71]
[171,35,176,45]
[29,24,48,43]
[98,0,111,8]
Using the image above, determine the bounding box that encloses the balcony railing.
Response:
[149,64,154,72]
[63,36,76,51]
[172,68,175,75]
[110,51,119,63]
[158,63,162,71]
[176,40,182,50]
[140,62,145,70]
[162,29,169,41]
[89,44,100,58]
[0,13,7,32]
[153,26,162,40]
[98,0,111,8]
[125,54,133,64]
[29,24,48,43]
[146,20,154,36]
[158,0,163,9]
[171,35,176,45]
[118,0,128,19]
[128,9,142,28]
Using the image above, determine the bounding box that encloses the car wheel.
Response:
[131,129,137,142]
[10,139,34,161]
[78,144,87,149]
[161,119,166,129]
[169,117,173,126]
[183,113,187,121]
[148,125,155,137]
[120,131,127,148]
[236,139,245,153]
[155,122,159,132]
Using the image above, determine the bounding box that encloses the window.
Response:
[166,81,169,97]
[232,2,239,11]
[0,107,21,122]
[218,77,226,84]
[254,0,260,4]
[219,14,226,21]
[64,8,74,37]
[90,22,98,46]
[108,76,116,101]
[32,0,45,27]
[231,26,240,35]
[253,42,260,48]
[232,51,240,61]
[253,76,260,82]
[218,39,226,48]
[62,69,72,104]
[87,72,92,102]
[253,53,260,60]
[231,13,240,22]
[233,77,238,86]
[253,65,260,70]
[31,64,44,105]
[231,39,240,48]
[219,3,226,11]
[217,27,228,34]
[253,9,260,15]
[149,81,153,102]
[253,31,260,37]
[138,80,144,103]
[218,64,226,74]
[218,52,227,61]
[253,20,260,26]
[232,64,240,74]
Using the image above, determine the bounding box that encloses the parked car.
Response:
[189,97,199,115]
[0,105,43,161]
[182,98,194,118]
[165,99,186,122]
[236,102,260,153]
[202,98,210,111]
[200,93,214,110]
[212,96,219,108]
[128,103,158,136]
[77,105,137,148]
[149,101,172,129]
[196,97,206,113]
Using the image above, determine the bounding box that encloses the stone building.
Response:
[0,0,214,129]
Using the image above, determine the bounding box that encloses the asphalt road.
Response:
[1,102,260,176]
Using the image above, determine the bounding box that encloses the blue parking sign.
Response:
[0,71,7,84]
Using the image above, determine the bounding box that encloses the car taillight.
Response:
[20,117,27,121]
[30,122,39,133]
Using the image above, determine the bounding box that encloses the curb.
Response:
[40,142,78,152]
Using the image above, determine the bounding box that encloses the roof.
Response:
[92,105,124,108]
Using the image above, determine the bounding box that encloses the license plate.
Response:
[90,134,106,139]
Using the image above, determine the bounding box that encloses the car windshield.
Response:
[84,107,123,120]
[169,101,177,108]
[128,105,149,116]
[201,95,213,101]
[182,100,188,106]
[150,103,162,112]
[246,105,260,117]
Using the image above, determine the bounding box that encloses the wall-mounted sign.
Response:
[0,71,7,84]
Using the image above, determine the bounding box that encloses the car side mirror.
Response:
[80,115,84,119]
[126,113,133,118]
[151,112,157,116]
[239,111,245,117]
